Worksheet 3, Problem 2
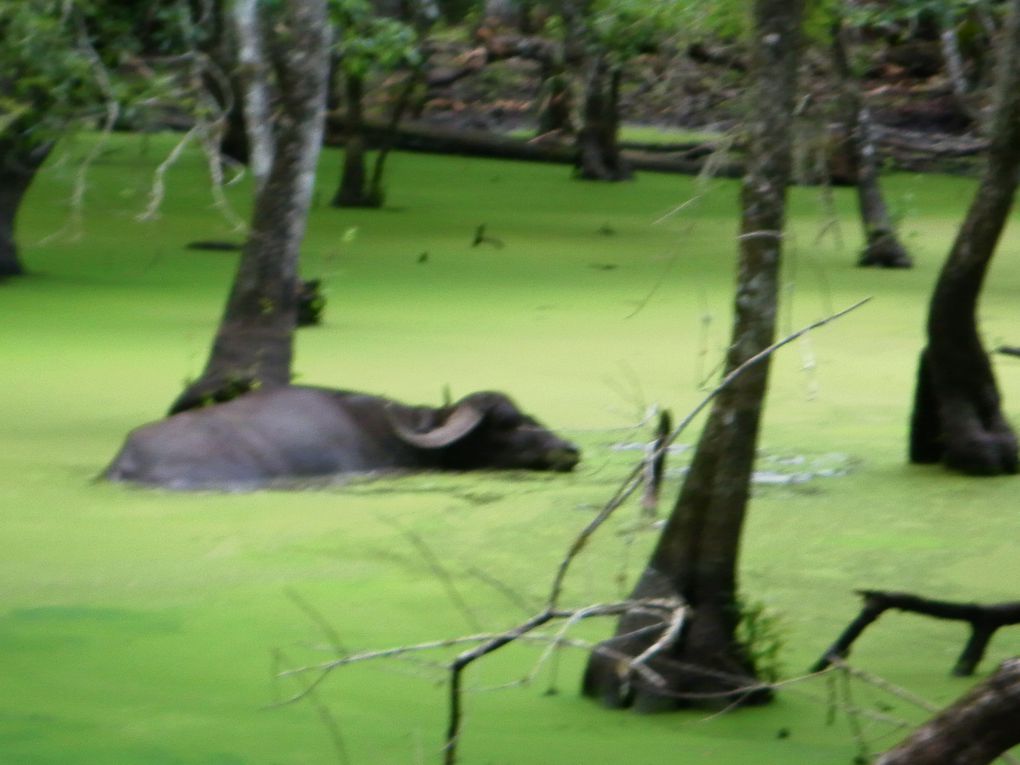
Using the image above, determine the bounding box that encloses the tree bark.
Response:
[574,53,630,181]
[0,139,53,279]
[831,22,912,269]
[909,0,1020,475]
[170,0,330,415]
[582,0,805,711]
[876,658,1020,765]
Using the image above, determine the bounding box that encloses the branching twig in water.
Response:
[838,663,871,764]
[277,602,671,705]
[824,657,938,714]
[443,599,680,764]
[274,648,351,765]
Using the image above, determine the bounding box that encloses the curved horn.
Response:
[391,403,485,449]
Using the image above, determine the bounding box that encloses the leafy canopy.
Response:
[328,0,420,77]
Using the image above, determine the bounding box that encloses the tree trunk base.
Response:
[574,165,633,182]
[582,575,773,712]
[583,649,772,712]
[910,349,1019,475]
[858,232,912,268]
[0,257,24,279]
[331,191,384,208]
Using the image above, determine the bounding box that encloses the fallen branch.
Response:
[813,590,1020,676]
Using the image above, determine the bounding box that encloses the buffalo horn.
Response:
[391,403,484,449]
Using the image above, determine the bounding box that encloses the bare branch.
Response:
[136,126,201,221]
[40,8,121,244]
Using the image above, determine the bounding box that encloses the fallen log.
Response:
[813,590,1020,676]
[324,116,743,177]
[876,657,1020,765]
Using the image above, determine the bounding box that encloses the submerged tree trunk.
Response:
[582,0,805,711]
[909,0,1020,475]
[0,139,53,279]
[831,22,912,269]
[876,658,1020,765]
[574,53,630,181]
[170,0,330,414]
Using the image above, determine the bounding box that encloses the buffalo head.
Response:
[387,391,580,473]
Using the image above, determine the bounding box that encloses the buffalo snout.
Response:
[546,444,580,472]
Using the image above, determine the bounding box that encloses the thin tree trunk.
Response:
[231,0,275,189]
[367,69,421,203]
[536,48,574,137]
[575,53,630,181]
[940,21,980,126]
[876,658,1020,765]
[334,73,378,207]
[909,0,1020,475]
[0,140,53,279]
[831,22,912,269]
[582,0,805,711]
[170,0,330,415]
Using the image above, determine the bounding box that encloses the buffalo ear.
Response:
[391,403,485,449]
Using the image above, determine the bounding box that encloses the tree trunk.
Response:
[0,140,53,279]
[574,53,630,181]
[536,49,575,138]
[939,21,980,127]
[909,0,1020,475]
[831,22,912,269]
[170,0,330,415]
[333,73,381,208]
[366,69,421,204]
[582,0,805,711]
[876,658,1020,765]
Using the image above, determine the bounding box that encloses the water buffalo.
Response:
[104,386,580,490]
